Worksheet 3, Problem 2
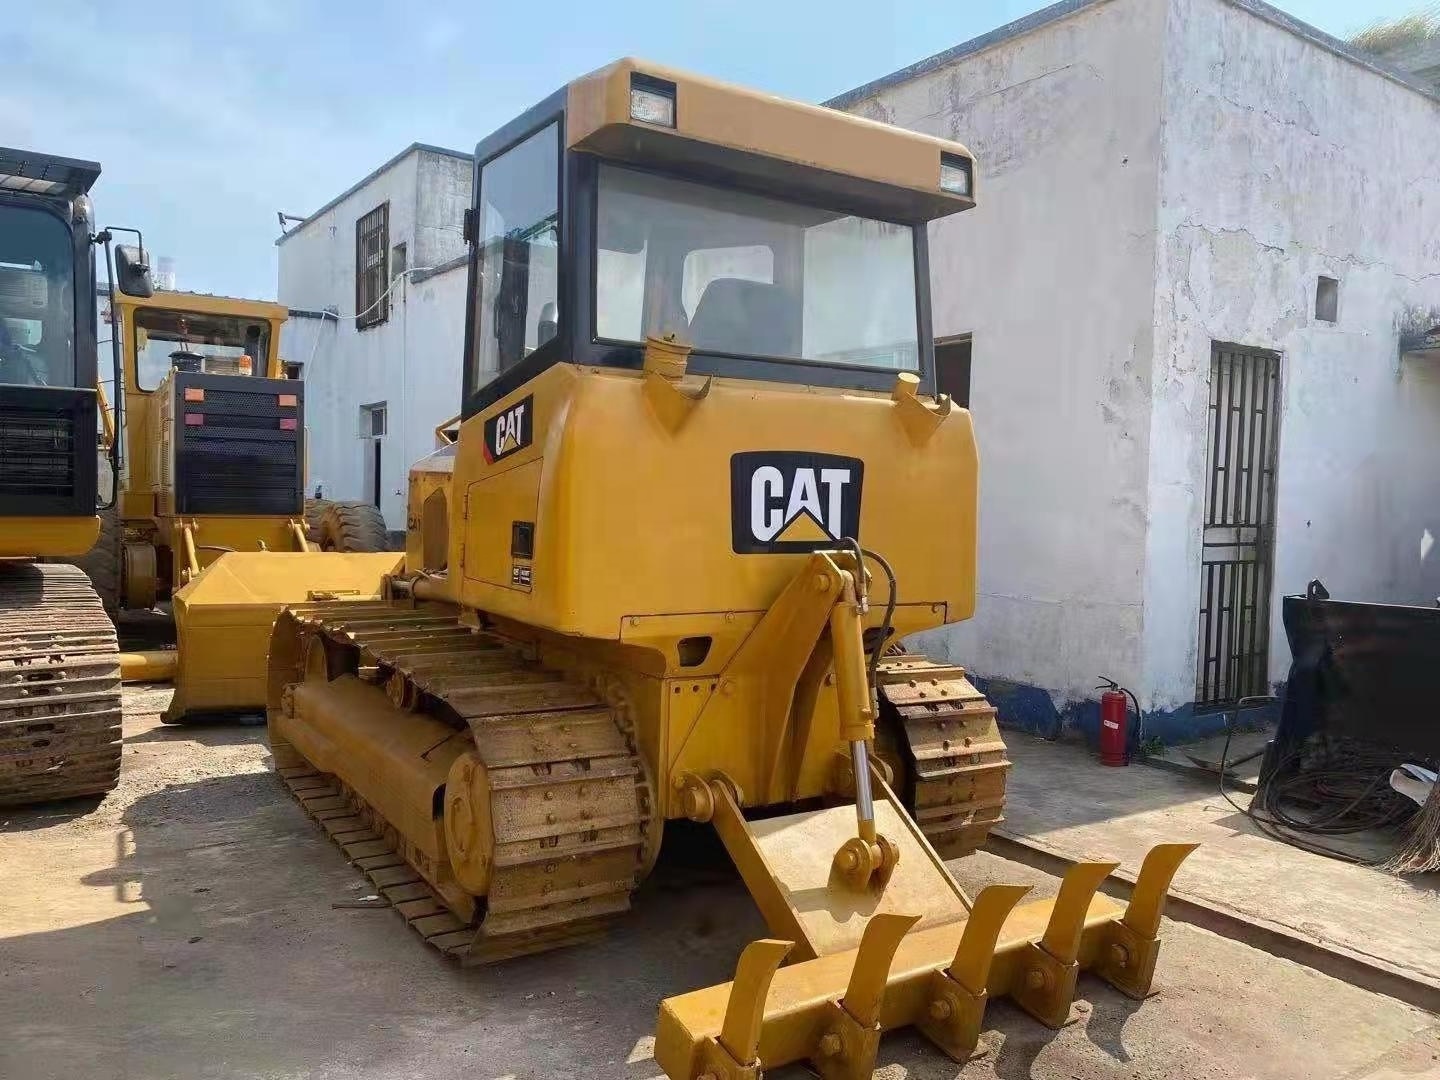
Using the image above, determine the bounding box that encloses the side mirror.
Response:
[114,245,154,298]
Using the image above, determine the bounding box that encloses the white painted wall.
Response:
[415,153,472,271]
[277,147,472,531]
[284,266,468,530]
[1145,0,1440,707]
[840,0,1440,721]
[839,0,1170,704]
[278,152,420,314]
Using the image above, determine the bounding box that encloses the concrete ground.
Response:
[1149,728,1271,790]
[997,735,1440,1007]
[1,689,1437,1080]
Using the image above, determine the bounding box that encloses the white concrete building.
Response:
[831,0,1440,738]
[277,143,472,533]
[279,0,1440,739]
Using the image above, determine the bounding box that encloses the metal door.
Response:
[1196,343,1281,707]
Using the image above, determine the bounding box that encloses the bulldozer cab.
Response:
[461,59,969,420]
[0,148,104,558]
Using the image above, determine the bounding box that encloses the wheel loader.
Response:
[258,61,1196,1078]
[86,281,389,722]
[0,148,124,805]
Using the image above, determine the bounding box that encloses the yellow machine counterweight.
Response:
[259,60,1195,1077]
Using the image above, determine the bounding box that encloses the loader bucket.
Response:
[656,772,1196,1079]
[164,551,404,723]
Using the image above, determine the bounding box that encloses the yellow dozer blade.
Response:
[164,551,404,723]
[656,770,1195,1080]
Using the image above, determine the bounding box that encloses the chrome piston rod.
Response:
[851,738,875,830]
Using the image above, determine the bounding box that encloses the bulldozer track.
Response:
[270,601,658,965]
[0,562,123,807]
[877,655,1009,858]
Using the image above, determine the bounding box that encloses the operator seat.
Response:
[688,278,795,359]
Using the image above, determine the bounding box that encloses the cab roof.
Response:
[474,58,978,226]
[0,148,101,199]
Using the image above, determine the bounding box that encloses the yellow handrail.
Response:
[434,413,461,446]
[97,379,116,451]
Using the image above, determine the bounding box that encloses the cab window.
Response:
[470,123,560,392]
[132,309,271,391]
[0,205,75,388]
[595,164,919,370]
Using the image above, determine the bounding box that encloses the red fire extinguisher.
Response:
[1096,677,1140,767]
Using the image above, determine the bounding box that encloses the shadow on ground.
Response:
[126,722,268,749]
[0,795,106,833]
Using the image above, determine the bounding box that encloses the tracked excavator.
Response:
[260,61,1196,1078]
[0,148,125,805]
[80,282,388,722]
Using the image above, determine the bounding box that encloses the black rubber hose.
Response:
[860,547,898,700]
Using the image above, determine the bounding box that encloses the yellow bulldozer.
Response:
[85,276,390,721]
[0,148,124,805]
[253,61,1193,1077]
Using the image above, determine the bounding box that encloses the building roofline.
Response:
[823,0,1439,112]
[823,0,1104,110]
[1225,0,1439,102]
[275,142,472,247]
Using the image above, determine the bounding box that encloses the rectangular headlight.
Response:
[940,153,973,197]
[630,72,677,128]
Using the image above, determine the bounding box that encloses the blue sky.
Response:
[2,0,1418,300]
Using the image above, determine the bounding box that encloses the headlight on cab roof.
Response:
[630,72,677,128]
[940,152,973,197]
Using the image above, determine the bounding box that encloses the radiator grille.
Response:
[179,434,299,515]
[170,372,303,516]
[0,408,75,499]
[195,387,291,416]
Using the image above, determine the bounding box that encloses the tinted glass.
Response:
[470,124,560,391]
[0,205,75,387]
[596,165,919,370]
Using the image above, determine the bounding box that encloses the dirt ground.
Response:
[1,686,1437,1080]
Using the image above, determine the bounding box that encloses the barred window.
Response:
[355,203,389,329]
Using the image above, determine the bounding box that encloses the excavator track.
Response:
[269,601,658,965]
[877,654,1009,857]
[0,562,123,807]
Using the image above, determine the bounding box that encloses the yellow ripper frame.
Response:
[652,548,1197,1078]
[655,833,1196,1079]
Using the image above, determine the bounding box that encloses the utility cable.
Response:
[1219,721,1416,865]
[302,266,436,372]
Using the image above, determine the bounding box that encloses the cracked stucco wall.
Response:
[1144,0,1440,708]
[839,0,1170,706]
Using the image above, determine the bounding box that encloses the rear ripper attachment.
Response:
[655,836,1198,1080]
[266,600,660,964]
[655,549,1196,1080]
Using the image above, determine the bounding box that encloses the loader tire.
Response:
[74,505,122,617]
[303,498,332,544]
[316,502,388,553]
